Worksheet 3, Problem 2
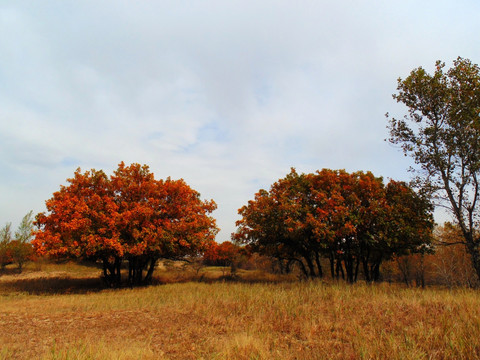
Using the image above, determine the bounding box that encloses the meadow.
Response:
[1,263,480,359]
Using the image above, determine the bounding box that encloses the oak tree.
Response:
[234,169,433,282]
[33,162,218,286]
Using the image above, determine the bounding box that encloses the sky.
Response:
[1,1,480,240]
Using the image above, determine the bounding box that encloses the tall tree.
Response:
[388,57,480,281]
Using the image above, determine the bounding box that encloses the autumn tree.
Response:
[34,168,122,284]
[33,162,218,287]
[234,169,325,279]
[388,57,480,282]
[203,241,240,275]
[234,169,433,282]
[372,181,434,281]
[310,172,433,282]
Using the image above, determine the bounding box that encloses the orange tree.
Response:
[233,170,322,278]
[234,169,433,282]
[33,162,218,286]
[203,241,239,267]
[203,241,240,275]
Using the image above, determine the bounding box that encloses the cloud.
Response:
[1,1,479,236]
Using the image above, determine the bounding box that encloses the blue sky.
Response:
[1,1,480,240]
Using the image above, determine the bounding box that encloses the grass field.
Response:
[1,263,480,359]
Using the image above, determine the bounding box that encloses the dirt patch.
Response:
[0,307,217,359]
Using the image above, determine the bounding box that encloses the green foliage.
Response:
[15,211,34,243]
[0,212,34,272]
[388,57,480,281]
[0,223,13,270]
[12,211,34,271]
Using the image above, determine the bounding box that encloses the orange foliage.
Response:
[234,168,433,282]
[33,162,218,286]
[203,241,239,267]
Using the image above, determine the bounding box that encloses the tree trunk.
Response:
[128,256,152,286]
[354,257,360,282]
[115,257,121,286]
[329,253,335,279]
[144,257,157,284]
[277,258,285,274]
[102,257,121,287]
[128,257,134,286]
[285,259,293,274]
[335,258,344,280]
[314,252,323,278]
[304,255,317,278]
[293,258,309,278]
[102,258,110,285]
[466,239,480,286]
[362,259,371,282]
[344,239,355,283]
[415,254,425,288]
[372,261,381,282]
[344,254,354,283]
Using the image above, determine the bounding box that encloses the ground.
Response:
[0,262,479,359]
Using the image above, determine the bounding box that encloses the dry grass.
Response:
[1,263,480,359]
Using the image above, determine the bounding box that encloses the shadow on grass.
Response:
[0,269,298,295]
[0,268,24,276]
[0,276,105,295]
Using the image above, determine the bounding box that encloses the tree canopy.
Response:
[33,162,218,286]
[233,169,433,282]
[387,57,480,281]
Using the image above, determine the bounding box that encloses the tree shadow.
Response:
[0,268,298,295]
[0,268,24,276]
[0,276,105,295]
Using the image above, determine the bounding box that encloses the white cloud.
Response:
[1,1,480,235]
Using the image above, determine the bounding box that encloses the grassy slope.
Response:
[0,264,480,359]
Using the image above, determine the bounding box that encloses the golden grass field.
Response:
[1,262,480,359]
